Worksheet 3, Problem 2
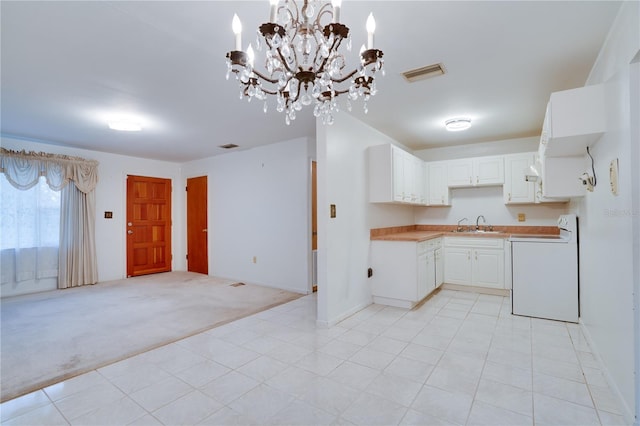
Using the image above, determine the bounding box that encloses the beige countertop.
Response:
[370,225,559,242]
[371,230,510,242]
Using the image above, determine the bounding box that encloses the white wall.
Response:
[0,136,184,289]
[414,136,539,162]
[316,113,415,326]
[181,137,314,294]
[575,2,639,422]
[414,186,567,227]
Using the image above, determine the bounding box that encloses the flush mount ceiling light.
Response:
[225,0,385,125]
[445,117,472,132]
[107,119,142,132]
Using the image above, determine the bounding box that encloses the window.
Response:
[1,174,60,285]
[1,174,60,249]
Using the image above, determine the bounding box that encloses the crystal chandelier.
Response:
[225,0,384,125]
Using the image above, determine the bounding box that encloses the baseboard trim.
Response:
[316,299,372,328]
[579,319,635,424]
[441,283,510,297]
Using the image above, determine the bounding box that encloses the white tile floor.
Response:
[0,289,629,425]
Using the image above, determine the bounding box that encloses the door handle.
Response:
[127,230,133,235]
[202,229,208,233]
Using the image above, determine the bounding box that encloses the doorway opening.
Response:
[312,160,317,292]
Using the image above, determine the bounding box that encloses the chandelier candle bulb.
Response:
[232,14,242,51]
[269,0,278,23]
[366,13,376,49]
[247,44,255,67]
[331,0,342,23]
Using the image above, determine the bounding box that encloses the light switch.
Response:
[518,213,526,222]
[104,211,113,219]
[330,204,336,218]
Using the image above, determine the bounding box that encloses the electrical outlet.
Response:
[330,204,336,218]
[518,213,526,222]
[367,268,373,278]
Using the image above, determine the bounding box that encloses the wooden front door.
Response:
[126,175,172,277]
[187,176,208,274]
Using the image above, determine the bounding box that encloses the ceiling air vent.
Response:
[219,143,239,149]
[402,63,446,83]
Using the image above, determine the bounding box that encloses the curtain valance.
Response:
[0,148,99,193]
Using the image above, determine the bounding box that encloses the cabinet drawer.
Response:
[444,237,504,249]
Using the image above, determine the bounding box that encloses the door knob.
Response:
[127,230,133,235]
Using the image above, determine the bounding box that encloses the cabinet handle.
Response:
[508,192,512,201]
[469,176,472,184]
[476,176,479,184]
[441,196,444,204]
[467,251,471,260]
[475,252,478,261]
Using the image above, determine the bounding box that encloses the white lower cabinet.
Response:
[371,238,442,308]
[444,237,505,289]
[435,247,444,287]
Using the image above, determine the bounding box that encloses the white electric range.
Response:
[509,214,579,322]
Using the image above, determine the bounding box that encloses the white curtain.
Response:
[58,183,98,288]
[0,148,99,290]
[0,176,60,285]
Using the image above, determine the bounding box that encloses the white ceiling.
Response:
[1,1,621,163]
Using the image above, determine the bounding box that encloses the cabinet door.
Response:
[392,147,405,202]
[447,159,473,187]
[428,162,450,205]
[419,162,428,205]
[417,252,428,300]
[426,250,436,294]
[407,155,421,203]
[435,248,444,287]
[472,249,505,289]
[504,153,535,204]
[444,247,472,285]
[474,156,504,186]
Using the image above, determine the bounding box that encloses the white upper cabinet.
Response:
[369,144,427,206]
[504,153,536,204]
[447,159,474,187]
[426,161,450,206]
[448,156,504,187]
[540,84,605,157]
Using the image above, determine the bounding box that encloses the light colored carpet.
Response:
[0,271,302,402]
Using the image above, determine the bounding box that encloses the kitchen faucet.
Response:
[457,217,469,232]
[476,215,487,230]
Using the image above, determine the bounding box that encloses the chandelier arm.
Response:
[251,69,281,85]
[316,4,333,22]
[330,68,359,84]
[288,0,300,23]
